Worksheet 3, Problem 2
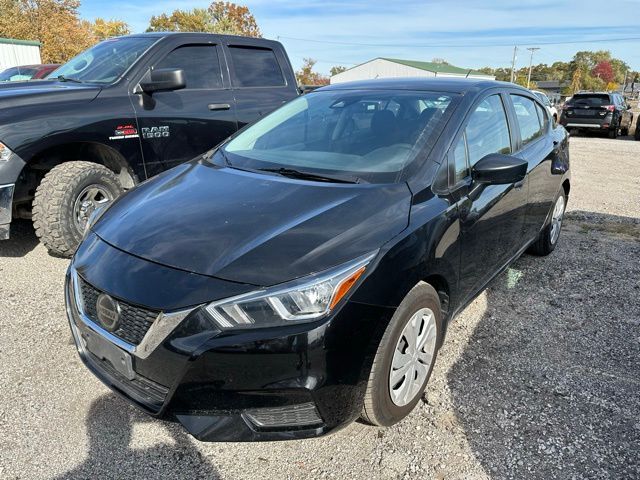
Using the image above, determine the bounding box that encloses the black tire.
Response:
[608,128,617,139]
[361,281,443,427]
[33,161,122,257]
[635,125,640,141]
[528,189,567,256]
[621,126,629,136]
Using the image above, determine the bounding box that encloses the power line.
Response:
[277,35,640,49]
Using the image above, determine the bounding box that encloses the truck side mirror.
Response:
[138,68,186,94]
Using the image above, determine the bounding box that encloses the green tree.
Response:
[329,65,347,76]
[92,18,131,41]
[209,1,261,37]
[147,2,261,37]
[147,8,213,32]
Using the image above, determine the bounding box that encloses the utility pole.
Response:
[526,47,540,89]
[510,46,518,83]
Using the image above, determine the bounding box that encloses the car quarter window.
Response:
[464,94,512,167]
[451,133,470,184]
[228,46,285,87]
[510,94,543,146]
[535,102,549,131]
[156,45,222,89]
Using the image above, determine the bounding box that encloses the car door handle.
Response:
[208,103,231,111]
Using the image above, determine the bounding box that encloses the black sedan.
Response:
[66,78,570,441]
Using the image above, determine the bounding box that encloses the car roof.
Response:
[316,77,528,95]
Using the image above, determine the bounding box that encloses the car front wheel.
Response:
[528,189,567,256]
[33,161,123,257]
[361,282,442,427]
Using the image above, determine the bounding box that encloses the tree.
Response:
[329,65,347,77]
[147,2,261,37]
[92,18,131,41]
[147,8,213,32]
[0,0,96,63]
[591,61,614,83]
[209,1,261,37]
[296,58,329,86]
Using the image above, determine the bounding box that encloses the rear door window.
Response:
[228,46,285,87]
[510,95,543,146]
[156,45,222,89]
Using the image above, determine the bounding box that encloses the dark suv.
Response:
[559,92,633,138]
[0,33,298,255]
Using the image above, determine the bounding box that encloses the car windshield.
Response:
[569,94,611,107]
[221,90,456,183]
[0,67,37,81]
[49,37,157,84]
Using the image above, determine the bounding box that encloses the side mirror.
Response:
[472,154,527,185]
[138,68,185,94]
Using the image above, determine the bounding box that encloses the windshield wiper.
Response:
[56,75,83,84]
[258,167,362,184]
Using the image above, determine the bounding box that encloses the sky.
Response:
[79,0,640,74]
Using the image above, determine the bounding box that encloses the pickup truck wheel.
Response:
[33,161,122,257]
[528,189,566,256]
[361,282,442,427]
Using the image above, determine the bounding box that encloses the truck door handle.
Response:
[208,103,231,111]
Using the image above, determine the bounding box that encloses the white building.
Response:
[331,57,494,84]
[0,38,42,71]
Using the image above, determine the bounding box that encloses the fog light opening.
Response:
[243,402,323,430]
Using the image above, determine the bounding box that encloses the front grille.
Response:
[244,403,323,429]
[78,277,160,346]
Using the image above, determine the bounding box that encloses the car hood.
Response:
[94,159,412,286]
[0,80,101,110]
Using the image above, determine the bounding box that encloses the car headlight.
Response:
[204,252,377,330]
[0,142,13,162]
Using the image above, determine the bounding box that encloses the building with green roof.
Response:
[0,38,42,71]
[330,57,494,84]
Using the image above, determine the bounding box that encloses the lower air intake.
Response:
[244,402,323,429]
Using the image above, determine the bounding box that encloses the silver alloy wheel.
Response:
[389,307,437,407]
[73,184,113,232]
[549,194,565,245]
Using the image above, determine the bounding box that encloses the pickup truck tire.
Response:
[33,161,122,257]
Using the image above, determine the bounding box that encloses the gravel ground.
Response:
[1,135,639,480]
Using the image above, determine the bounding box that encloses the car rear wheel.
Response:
[528,189,567,256]
[361,282,442,427]
[621,126,629,136]
[608,128,618,139]
[33,161,122,257]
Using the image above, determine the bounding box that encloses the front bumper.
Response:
[66,239,394,441]
[0,183,15,240]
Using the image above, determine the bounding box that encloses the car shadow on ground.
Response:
[448,210,640,478]
[53,394,221,480]
[0,220,39,257]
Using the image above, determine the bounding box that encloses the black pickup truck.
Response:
[0,33,299,255]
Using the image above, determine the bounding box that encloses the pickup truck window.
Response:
[229,46,285,87]
[51,36,156,84]
[222,90,454,183]
[156,45,223,89]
